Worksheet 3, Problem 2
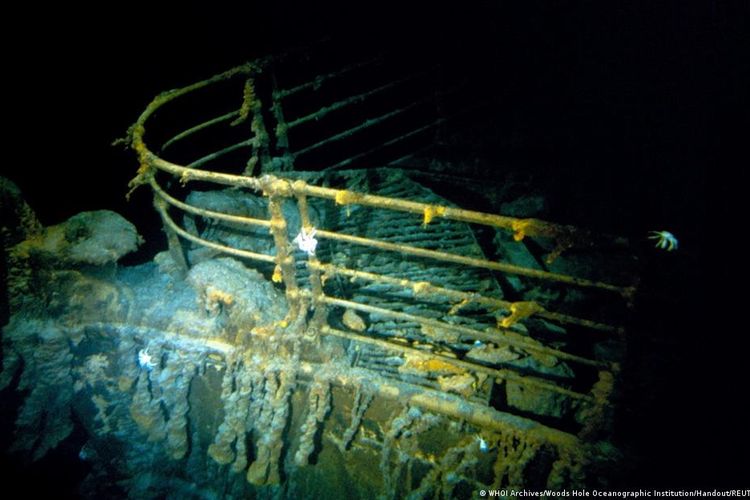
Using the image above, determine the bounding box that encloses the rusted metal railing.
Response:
[125,60,634,445]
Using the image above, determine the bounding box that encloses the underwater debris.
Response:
[491,431,544,489]
[506,380,571,419]
[498,301,544,328]
[340,384,374,451]
[408,437,478,499]
[466,342,521,364]
[380,406,424,498]
[207,358,244,466]
[294,377,331,466]
[246,368,296,485]
[161,354,196,459]
[0,48,640,496]
[208,355,266,474]
[577,370,616,440]
[342,308,367,332]
[1,320,75,461]
[399,353,466,377]
[0,172,629,496]
[0,176,43,245]
[187,257,288,330]
[6,210,140,315]
[437,373,476,398]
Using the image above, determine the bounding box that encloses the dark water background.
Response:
[2,1,745,496]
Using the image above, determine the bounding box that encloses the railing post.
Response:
[233,78,270,177]
[292,180,327,335]
[269,72,295,172]
[263,177,301,322]
[154,197,189,279]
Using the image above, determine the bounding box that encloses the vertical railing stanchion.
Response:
[264,177,301,323]
[270,72,295,172]
[293,180,327,336]
[154,197,189,278]
[231,77,270,177]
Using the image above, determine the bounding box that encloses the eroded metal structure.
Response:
[2,46,637,497]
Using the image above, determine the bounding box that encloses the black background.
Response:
[1,1,747,496]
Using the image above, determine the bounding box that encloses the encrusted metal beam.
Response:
[311,226,626,295]
[150,177,271,229]
[319,325,595,402]
[297,356,585,450]
[310,261,621,333]
[291,91,454,158]
[154,201,276,264]
[187,139,254,170]
[319,296,609,370]
[273,57,381,99]
[161,111,241,152]
[287,72,423,130]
